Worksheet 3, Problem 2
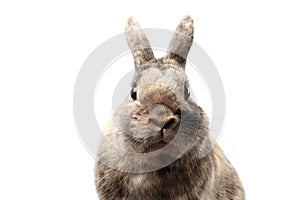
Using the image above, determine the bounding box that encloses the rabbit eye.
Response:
[184,86,190,99]
[130,87,137,100]
[174,109,181,116]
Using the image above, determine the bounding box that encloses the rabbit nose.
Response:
[149,104,175,131]
[151,117,176,130]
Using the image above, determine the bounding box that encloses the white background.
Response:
[1,0,300,199]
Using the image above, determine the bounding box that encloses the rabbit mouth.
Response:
[146,140,168,152]
[143,132,176,152]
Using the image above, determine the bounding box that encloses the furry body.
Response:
[95,115,245,200]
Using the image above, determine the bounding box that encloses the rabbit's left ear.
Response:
[166,16,194,68]
[125,17,155,68]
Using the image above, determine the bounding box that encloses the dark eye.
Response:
[130,87,137,100]
[184,85,190,99]
[174,109,181,116]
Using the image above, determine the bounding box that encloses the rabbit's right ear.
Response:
[166,16,194,68]
[125,17,155,68]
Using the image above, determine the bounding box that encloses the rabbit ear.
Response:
[166,16,194,68]
[125,17,156,68]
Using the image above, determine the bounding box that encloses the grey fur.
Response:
[166,15,194,68]
[125,17,156,67]
[95,16,245,200]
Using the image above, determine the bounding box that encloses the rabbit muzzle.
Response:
[137,83,181,111]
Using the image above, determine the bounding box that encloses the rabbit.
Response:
[94,16,245,200]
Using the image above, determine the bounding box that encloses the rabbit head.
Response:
[113,16,207,153]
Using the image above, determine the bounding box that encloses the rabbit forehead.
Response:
[135,66,188,89]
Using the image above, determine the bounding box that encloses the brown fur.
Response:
[95,16,245,199]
